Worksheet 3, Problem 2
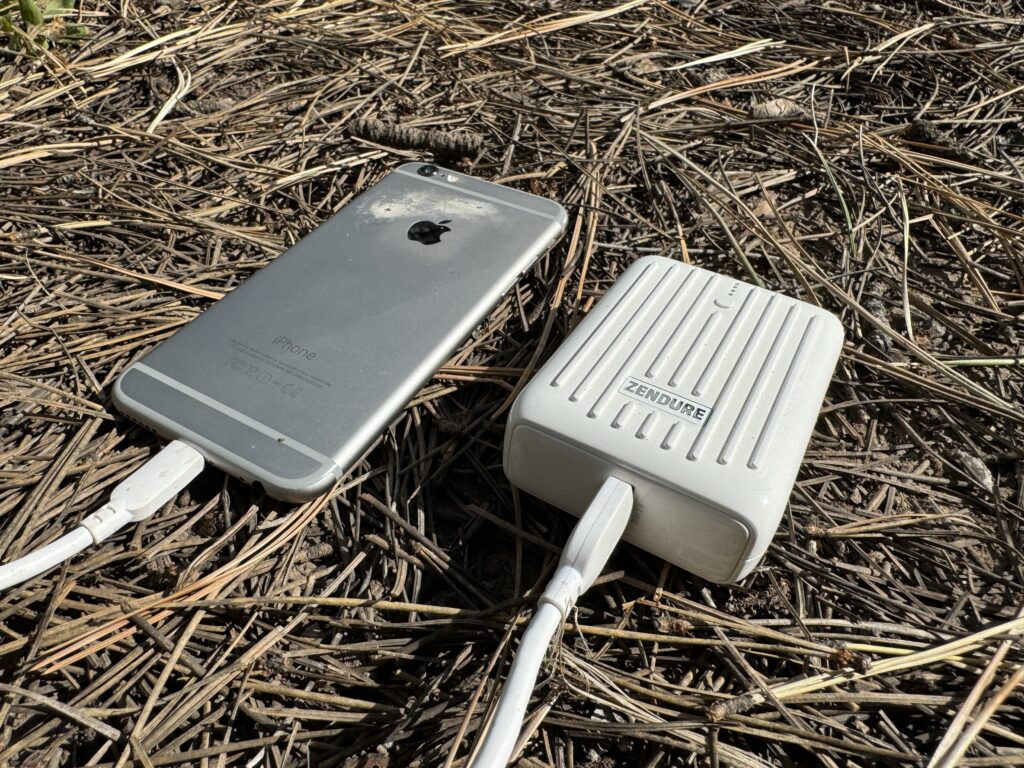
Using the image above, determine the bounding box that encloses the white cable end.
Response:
[110,440,205,522]
[0,440,205,591]
[539,476,632,619]
[82,440,204,542]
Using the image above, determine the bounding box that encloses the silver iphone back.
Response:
[113,163,568,500]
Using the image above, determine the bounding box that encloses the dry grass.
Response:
[2,0,1024,766]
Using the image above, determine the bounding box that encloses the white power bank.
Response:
[504,256,843,583]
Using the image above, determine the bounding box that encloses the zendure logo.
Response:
[619,377,712,424]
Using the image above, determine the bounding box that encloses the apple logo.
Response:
[407,219,451,245]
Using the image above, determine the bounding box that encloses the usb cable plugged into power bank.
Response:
[470,476,633,767]
[469,256,843,766]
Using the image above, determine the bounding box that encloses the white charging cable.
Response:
[469,476,633,768]
[0,440,205,591]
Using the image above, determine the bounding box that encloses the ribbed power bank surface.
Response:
[504,256,843,583]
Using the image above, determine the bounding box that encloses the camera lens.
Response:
[418,165,439,177]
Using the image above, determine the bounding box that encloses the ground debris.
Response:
[749,96,806,120]
[1,1,1022,766]
[350,117,483,158]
